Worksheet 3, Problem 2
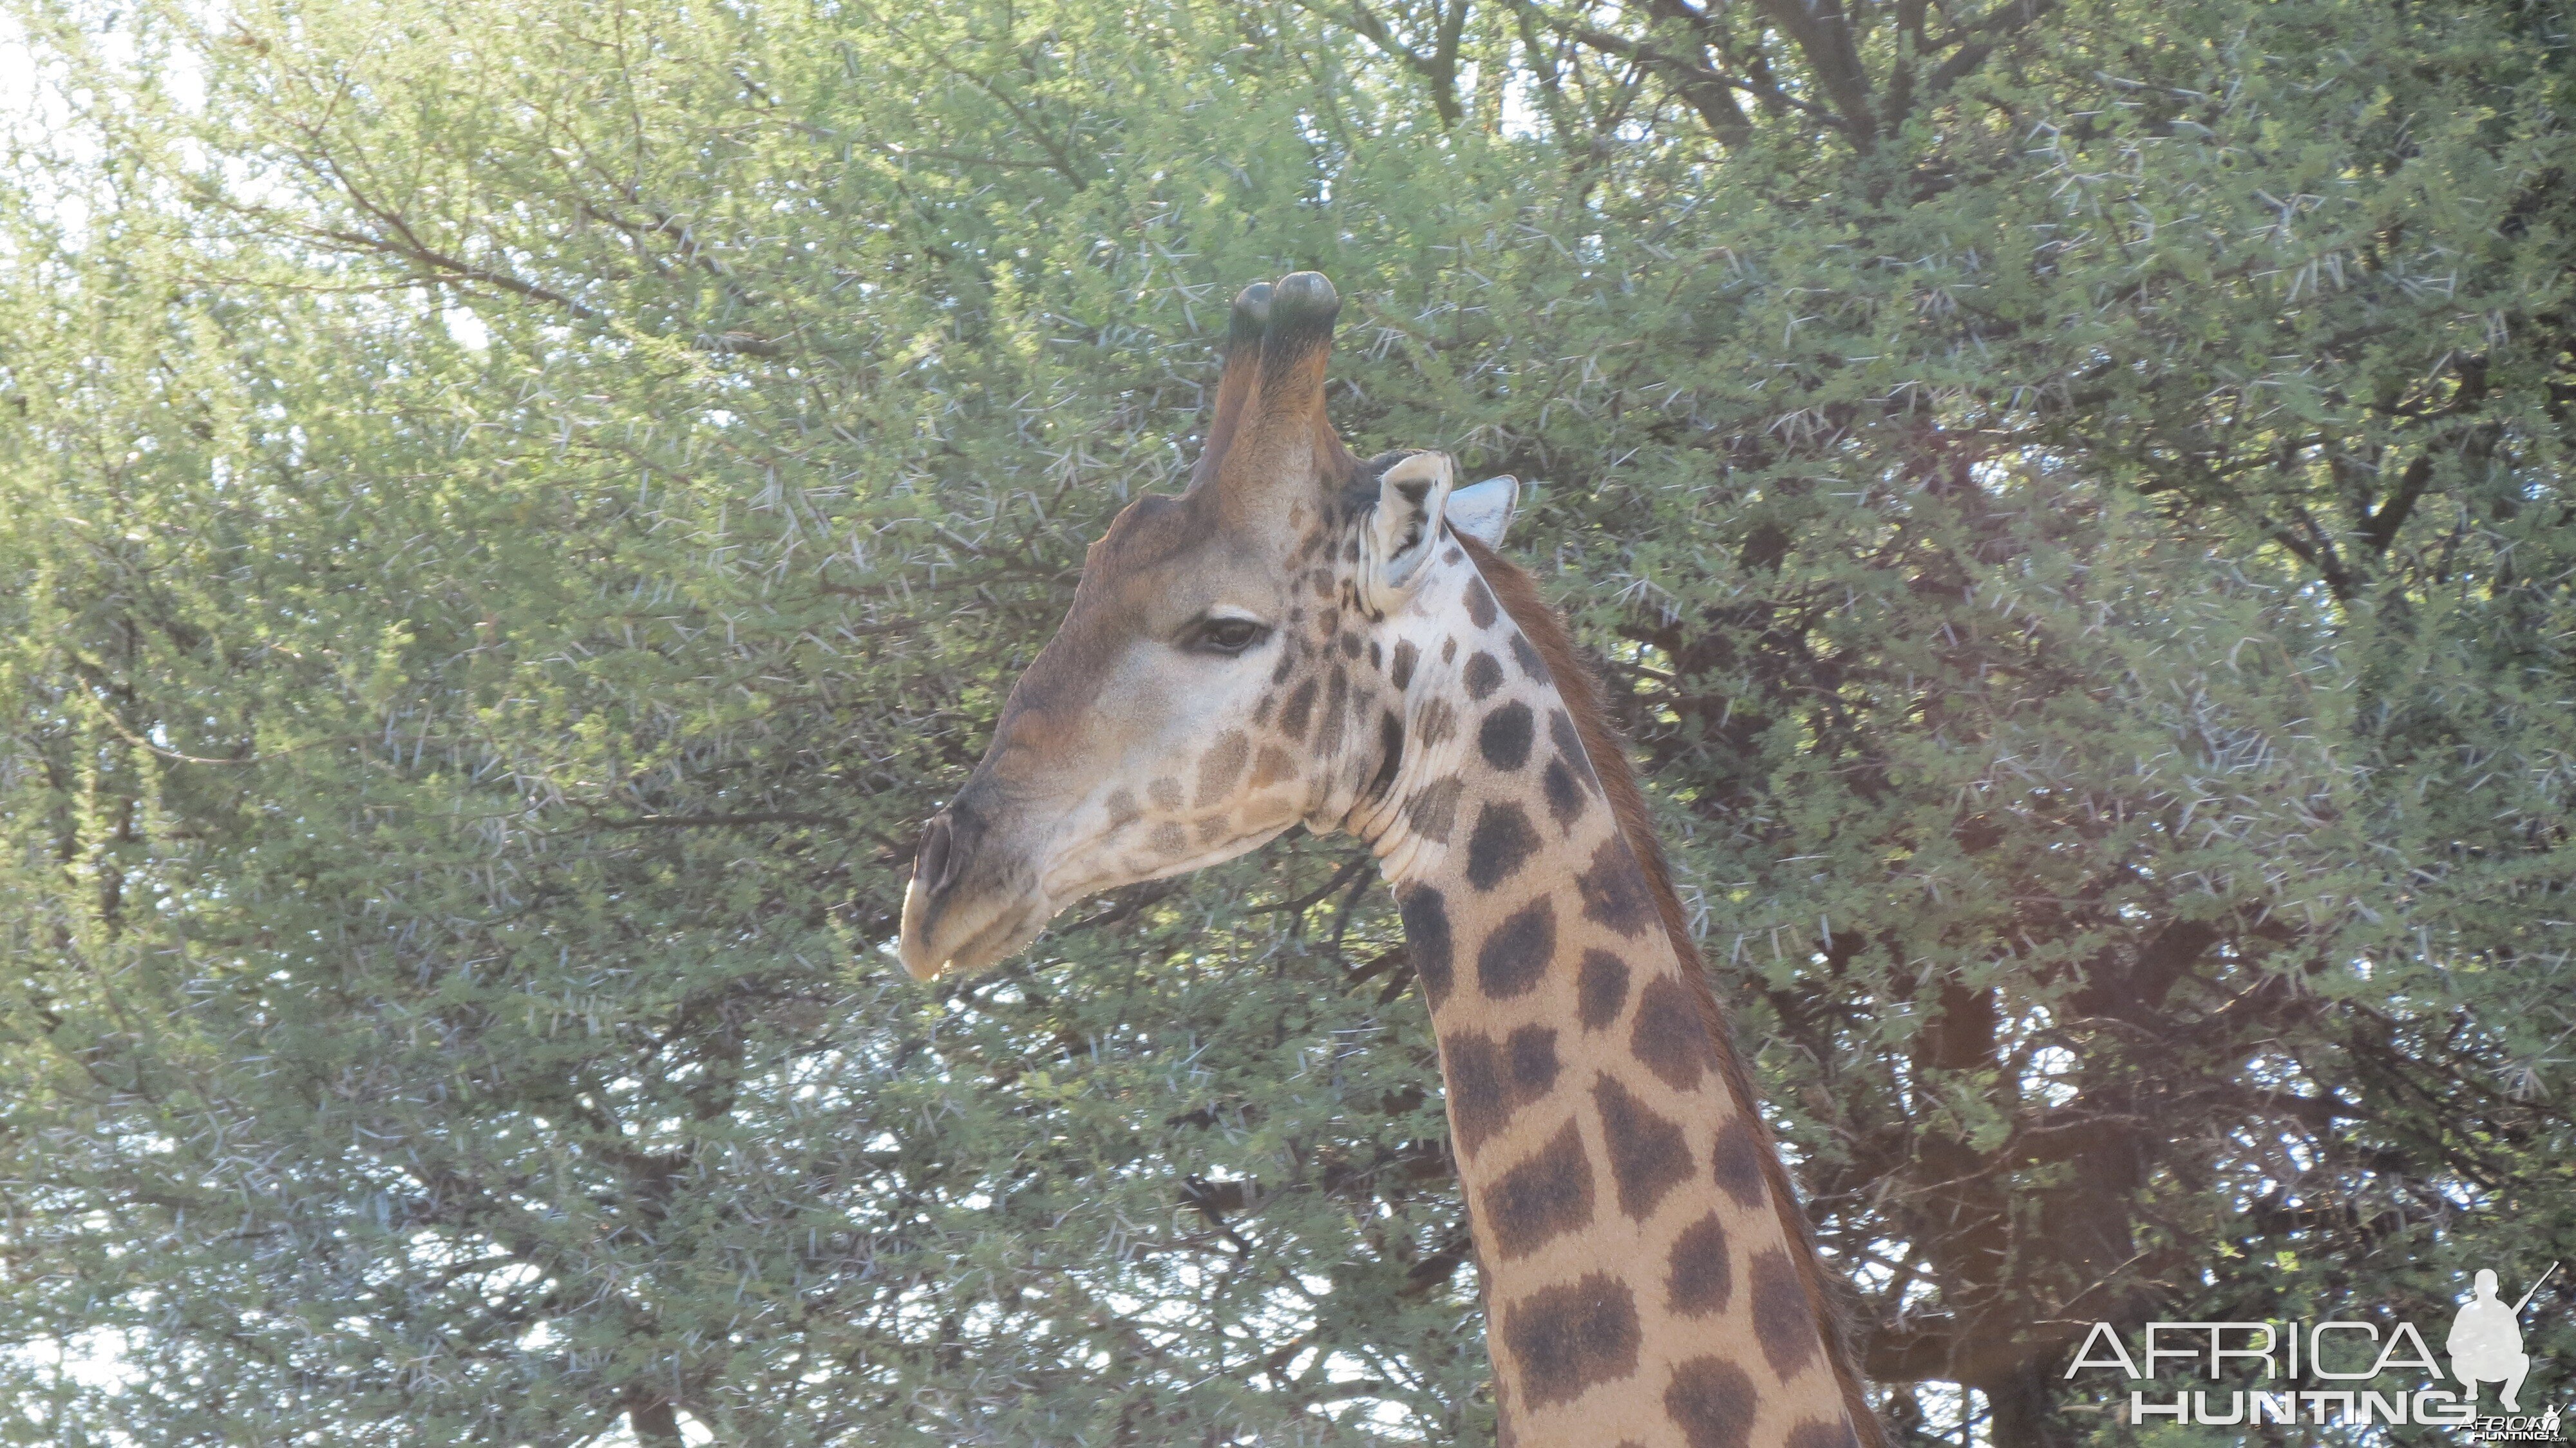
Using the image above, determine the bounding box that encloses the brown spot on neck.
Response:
[1501,1272,1644,1410]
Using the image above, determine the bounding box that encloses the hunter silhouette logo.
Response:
[2453,1264,2553,1413]
[2061,1260,2561,1436]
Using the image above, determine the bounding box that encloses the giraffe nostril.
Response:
[913,815,957,897]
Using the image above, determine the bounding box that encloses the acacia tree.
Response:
[0,0,2570,1443]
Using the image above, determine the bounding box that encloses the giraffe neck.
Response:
[1344,547,1859,1448]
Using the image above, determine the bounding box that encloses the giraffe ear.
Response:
[1368,450,1456,595]
[1445,475,1519,548]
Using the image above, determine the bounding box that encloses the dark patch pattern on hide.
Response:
[1593,1073,1692,1221]
[1500,1272,1642,1409]
[1444,1025,1562,1157]
[1196,730,1249,807]
[1665,1357,1759,1448]
[1544,757,1587,828]
[1710,1115,1769,1210]
[1466,803,1540,891]
[1399,886,1454,1006]
[1365,710,1405,802]
[1443,1031,1511,1156]
[1750,1249,1822,1381]
[1786,1420,1861,1448]
[1510,631,1549,682]
[1280,678,1320,739]
[1667,1212,1733,1317]
[1576,837,1656,937]
[1481,701,1535,771]
[1476,897,1556,999]
[1405,776,1463,843]
[1482,1119,1595,1260]
[1577,950,1630,1030]
[1250,744,1296,790]
[1466,576,1499,628]
[1631,976,1713,1091]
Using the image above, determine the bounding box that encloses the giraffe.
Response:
[897,272,1880,1448]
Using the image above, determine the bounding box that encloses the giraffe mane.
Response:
[1456,534,1886,1446]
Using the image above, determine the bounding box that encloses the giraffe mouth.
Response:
[898,888,1050,980]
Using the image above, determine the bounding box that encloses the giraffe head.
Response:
[896,272,1518,980]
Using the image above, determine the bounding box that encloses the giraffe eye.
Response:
[1189,616,1271,656]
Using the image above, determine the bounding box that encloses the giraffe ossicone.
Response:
[896,272,1880,1448]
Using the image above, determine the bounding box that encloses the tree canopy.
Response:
[1,0,2570,1442]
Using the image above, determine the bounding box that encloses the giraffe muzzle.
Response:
[896,802,1050,980]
